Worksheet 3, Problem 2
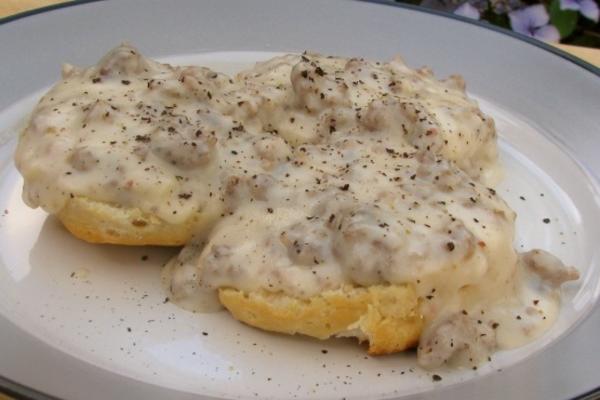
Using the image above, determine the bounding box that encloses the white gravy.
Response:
[15,44,578,370]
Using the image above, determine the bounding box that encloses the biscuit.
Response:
[218,284,423,354]
[58,196,220,246]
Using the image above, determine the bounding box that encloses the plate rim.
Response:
[1,0,597,77]
[0,1,598,400]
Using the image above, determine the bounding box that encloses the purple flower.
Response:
[560,0,599,22]
[454,2,481,19]
[509,5,561,42]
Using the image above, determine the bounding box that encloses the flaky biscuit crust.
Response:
[57,196,217,246]
[218,284,423,355]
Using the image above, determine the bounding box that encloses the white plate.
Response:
[1,1,599,399]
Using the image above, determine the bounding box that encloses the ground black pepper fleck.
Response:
[135,134,151,143]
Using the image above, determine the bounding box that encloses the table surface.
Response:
[0,2,598,400]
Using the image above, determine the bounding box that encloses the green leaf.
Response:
[550,0,579,38]
[567,33,600,48]
[482,10,510,29]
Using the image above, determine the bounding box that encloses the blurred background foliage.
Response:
[395,0,600,47]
